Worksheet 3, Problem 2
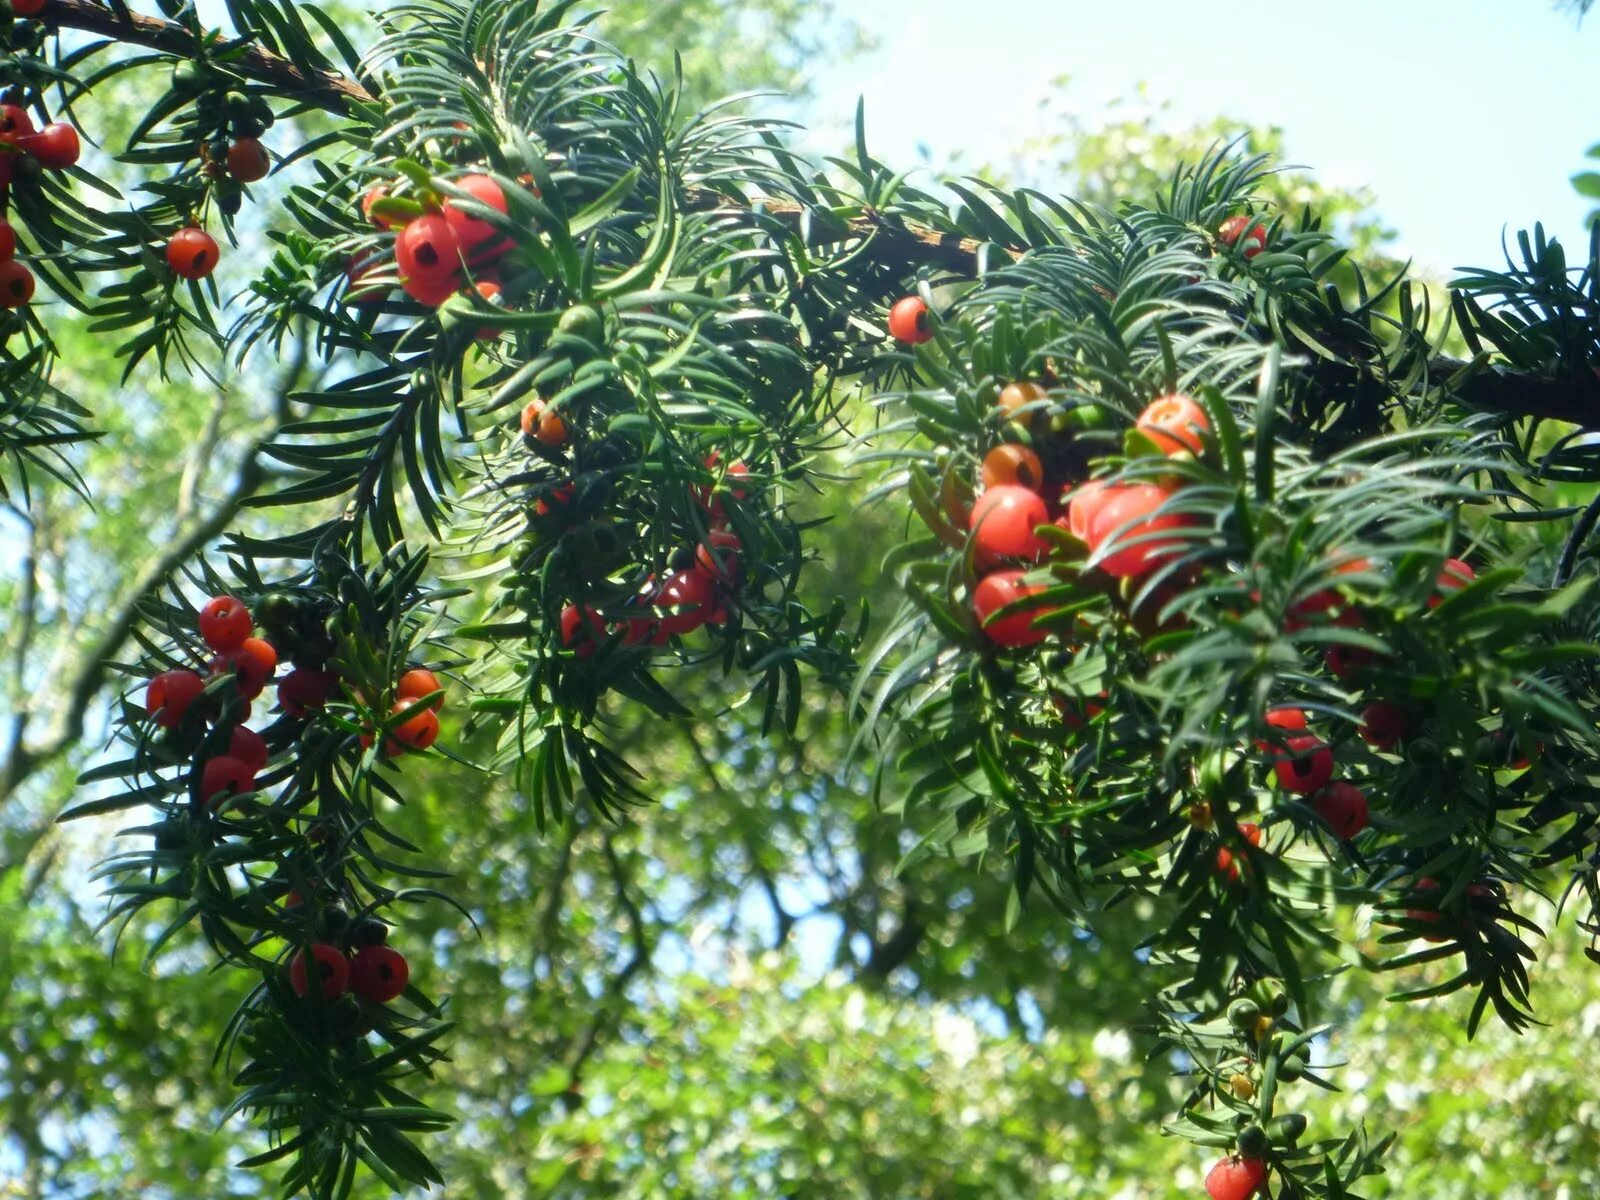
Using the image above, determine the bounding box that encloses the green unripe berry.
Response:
[1236,1124,1270,1160]
[1226,997,1261,1030]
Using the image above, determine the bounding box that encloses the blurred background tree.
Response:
[3,3,1598,1198]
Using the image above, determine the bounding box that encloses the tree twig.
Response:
[558,831,649,1111]
[47,0,376,109]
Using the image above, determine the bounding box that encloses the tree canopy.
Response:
[3,2,1600,1199]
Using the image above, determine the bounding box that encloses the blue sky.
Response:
[802,0,1598,278]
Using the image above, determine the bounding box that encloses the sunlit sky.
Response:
[801,0,1598,279]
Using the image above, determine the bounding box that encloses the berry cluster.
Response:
[542,446,747,654]
[1194,982,1320,1199]
[289,919,411,1008]
[144,595,281,807]
[348,172,522,321]
[0,100,83,308]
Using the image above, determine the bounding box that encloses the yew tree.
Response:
[4,0,1600,1196]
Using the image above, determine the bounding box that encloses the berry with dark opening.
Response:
[289,943,350,999]
[395,213,461,286]
[167,227,219,280]
[1135,392,1210,457]
[887,295,932,344]
[980,444,1045,492]
[0,260,34,308]
[198,595,252,652]
[1217,215,1268,259]
[519,398,567,447]
[0,104,35,140]
[1272,735,1334,795]
[385,701,440,754]
[969,484,1050,564]
[350,944,410,1004]
[225,137,270,182]
[1313,781,1368,839]
[145,669,205,728]
[971,570,1048,648]
[200,755,255,806]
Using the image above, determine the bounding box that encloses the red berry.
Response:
[1405,877,1449,941]
[212,636,277,700]
[0,104,35,140]
[1214,824,1262,884]
[442,173,512,261]
[1205,1154,1268,1200]
[396,668,444,710]
[972,570,1049,648]
[1313,781,1368,839]
[225,136,270,183]
[167,227,219,280]
[0,260,34,308]
[887,295,932,344]
[349,944,410,1003]
[1061,479,1111,543]
[289,942,350,999]
[227,725,269,773]
[278,667,335,718]
[1359,700,1409,750]
[560,604,605,657]
[1085,483,1188,578]
[20,123,80,170]
[656,566,717,635]
[692,451,751,517]
[696,528,741,583]
[361,184,399,229]
[1272,735,1334,795]
[10,0,45,15]
[385,702,439,754]
[198,595,252,652]
[469,275,503,339]
[395,213,461,286]
[1253,706,1307,751]
[200,754,255,806]
[1429,557,1476,607]
[0,219,14,261]
[401,268,461,307]
[1134,392,1209,457]
[145,668,206,728]
[969,484,1050,564]
[1217,215,1268,259]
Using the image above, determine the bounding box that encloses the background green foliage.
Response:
[3,3,1599,1197]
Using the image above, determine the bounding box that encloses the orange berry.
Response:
[980,443,1045,492]
[1135,392,1210,457]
